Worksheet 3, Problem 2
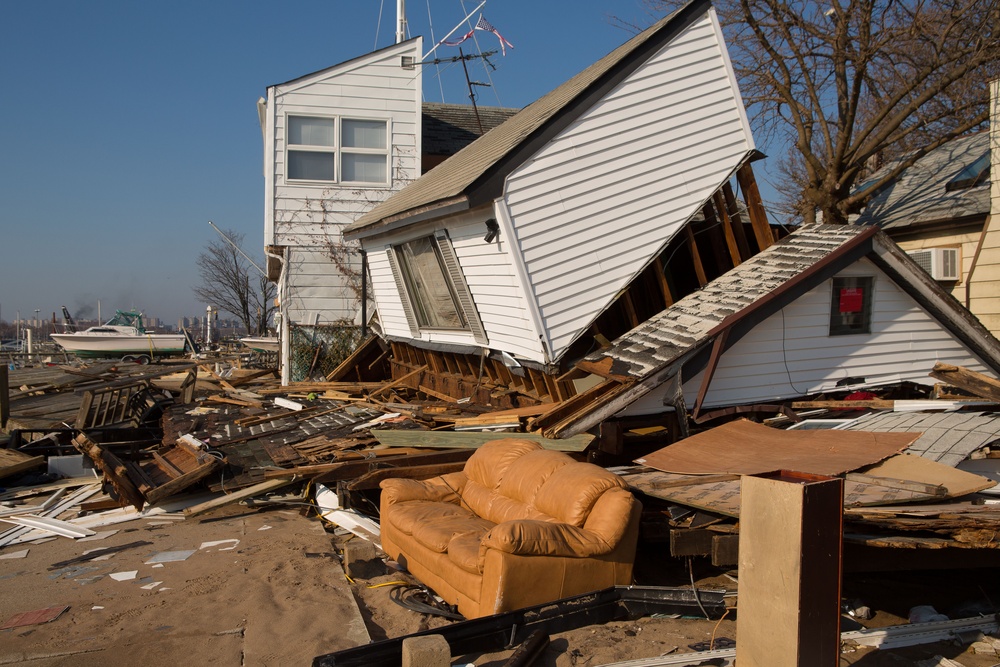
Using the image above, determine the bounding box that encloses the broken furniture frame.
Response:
[312,585,728,667]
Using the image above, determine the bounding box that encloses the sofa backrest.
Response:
[461,439,628,527]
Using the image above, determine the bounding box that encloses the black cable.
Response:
[388,584,464,620]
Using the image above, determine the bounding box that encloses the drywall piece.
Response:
[145,549,195,564]
[0,549,29,560]
[199,539,239,551]
[314,483,381,548]
[737,472,843,667]
[140,581,163,590]
[274,397,305,411]
[109,571,138,581]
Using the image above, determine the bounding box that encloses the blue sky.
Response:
[0,0,774,328]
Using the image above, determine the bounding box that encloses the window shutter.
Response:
[434,230,489,345]
[385,248,421,337]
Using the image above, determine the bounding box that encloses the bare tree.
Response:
[194,230,276,335]
[623,0,1000,224]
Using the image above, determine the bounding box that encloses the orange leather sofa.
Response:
[378,438,641,619]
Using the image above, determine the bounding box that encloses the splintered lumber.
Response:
[930,362,1000,403]
[369,365,427,398]
[72,433,146,511]
[369,429,595,452]
[183,477,296,517]
[453,405,549,428]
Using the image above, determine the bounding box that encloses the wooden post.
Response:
[736,471,843,667]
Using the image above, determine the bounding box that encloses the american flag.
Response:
[475,15,514,55]
[441,14,514,56]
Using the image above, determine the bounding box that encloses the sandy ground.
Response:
[2,502,1000,667]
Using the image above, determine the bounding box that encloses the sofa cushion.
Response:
[464,439,543,491]
[447,532,488,574]
[533,462,628,527]
[387,500,475,538]
[411,514,496,554]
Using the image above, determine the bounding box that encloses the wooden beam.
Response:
[791,400,894,409]
[183,478,296,517]
[685,225,708,287]
[736,164,774,251]
[653,256,674,308]
[721,182,753,258]
[929,362,1000,403]
[370,365,427,398]
[712,192,742,266]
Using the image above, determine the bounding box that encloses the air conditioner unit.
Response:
[907,247,959,281]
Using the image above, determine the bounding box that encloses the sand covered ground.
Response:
[1,502,999,667]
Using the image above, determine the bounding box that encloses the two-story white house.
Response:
[259,37,516,381]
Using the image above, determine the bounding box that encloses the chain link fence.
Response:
[288,322,364,382]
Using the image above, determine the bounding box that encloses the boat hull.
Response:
[51,333,186,358]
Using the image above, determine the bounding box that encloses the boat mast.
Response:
[396,0,407,43]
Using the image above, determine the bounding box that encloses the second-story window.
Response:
[286,115,388,185]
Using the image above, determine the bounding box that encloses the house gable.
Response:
[678,257,996,410]
[499,8,754,362]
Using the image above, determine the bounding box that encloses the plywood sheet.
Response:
[636,419,917,476]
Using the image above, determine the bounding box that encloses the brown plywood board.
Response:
[636,419,918,476]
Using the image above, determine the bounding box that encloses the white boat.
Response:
[51,310,186,362]
[239,336,280,353]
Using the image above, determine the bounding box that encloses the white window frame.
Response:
[386,230,489,344]
[284,113,390,186]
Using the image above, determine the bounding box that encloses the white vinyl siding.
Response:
[500,10,753,362]
[262,39,422,326]
[677,259,995,409]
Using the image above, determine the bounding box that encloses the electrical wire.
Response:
[388,584,465,620]
[687,557,710,620]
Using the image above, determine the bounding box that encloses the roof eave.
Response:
[344,196,470,241]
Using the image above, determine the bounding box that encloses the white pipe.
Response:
[396,0,407,43]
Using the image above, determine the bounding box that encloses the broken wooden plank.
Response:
[368,429,594,452]
[183,478,296,517]
[930,362,1000,403]
[791,399,894,409]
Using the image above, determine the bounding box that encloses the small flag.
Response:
[441,14,515,55]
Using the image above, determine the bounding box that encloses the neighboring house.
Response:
[854,82,999,334]
[534,224,1000,441]
[259,38,517,382]
[343,0,781,412]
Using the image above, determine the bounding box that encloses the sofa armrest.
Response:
[481,520,613,559]
[380,471,467,507]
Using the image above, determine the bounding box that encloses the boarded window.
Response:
[829,276,873,336]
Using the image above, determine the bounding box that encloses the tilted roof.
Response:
[582,224,876,380]
[853,132,991,232]
[344,0,713,238]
